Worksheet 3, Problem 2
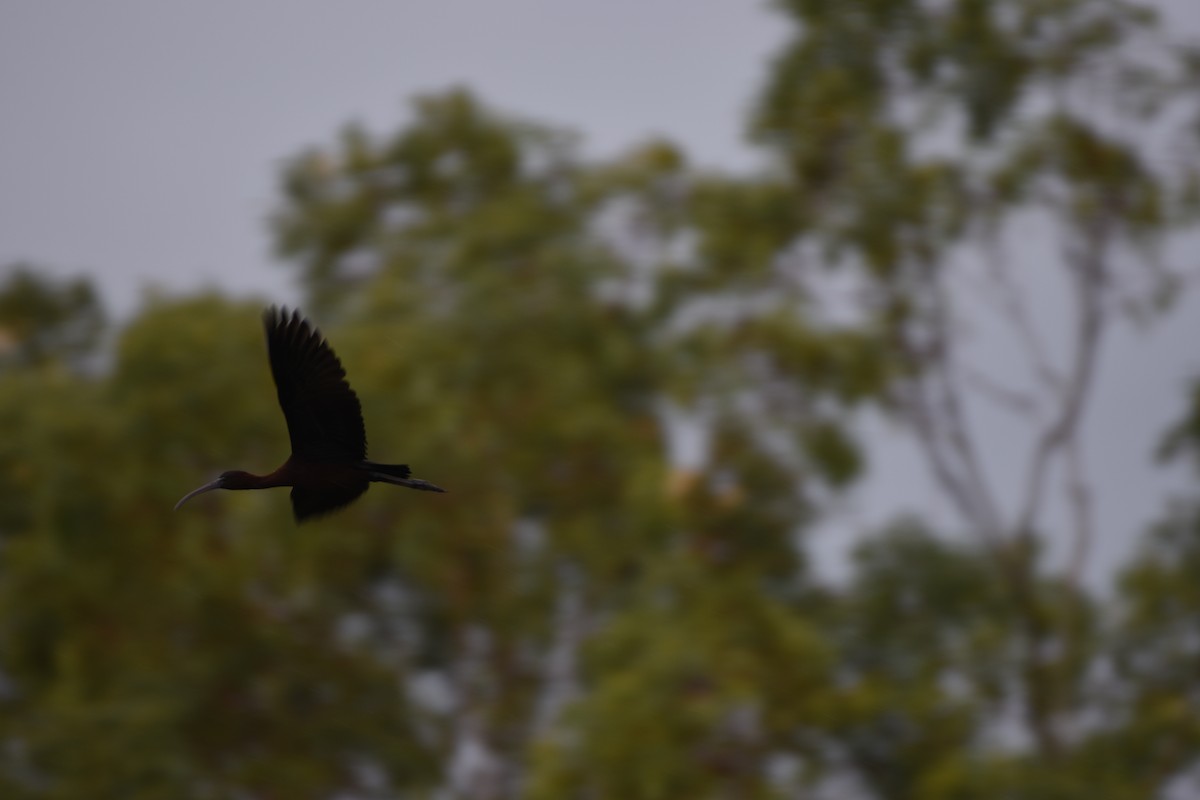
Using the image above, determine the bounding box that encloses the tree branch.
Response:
[1012,229,1107,544]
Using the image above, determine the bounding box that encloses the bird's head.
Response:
[174,470,255,511]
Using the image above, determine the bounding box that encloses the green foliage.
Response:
[0,296,439,798]
[2,2,1200,797]
[0,265,104,370]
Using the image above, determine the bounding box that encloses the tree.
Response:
[742,0,1200,778]
[270,89,872,797]
[0,296,439,799]
[2,2,1199,798]
[0,265,104,371]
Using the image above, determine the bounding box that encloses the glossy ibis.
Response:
[175,306,445,522]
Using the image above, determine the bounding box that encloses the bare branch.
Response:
[1064,433,1094,587]
[961,364,1041,418]
[1013,229,1108,542]
[894,378,1007,551]
[983,237,1064,397]
[929,304,1007,539]
[892,277,1007,547]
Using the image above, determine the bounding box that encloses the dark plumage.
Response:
[175,306,444,522]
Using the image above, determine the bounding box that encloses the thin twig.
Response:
[892,277,1006,549]
[1013,230,1107,542]
[983,237,1064,396]
[1064,433,1093,586]
[961,364,1041,417]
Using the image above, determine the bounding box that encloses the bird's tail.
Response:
[363,461,446,493]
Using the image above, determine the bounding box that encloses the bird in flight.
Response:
[176,306,445,522]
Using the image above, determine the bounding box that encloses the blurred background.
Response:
[3,1,1200,797]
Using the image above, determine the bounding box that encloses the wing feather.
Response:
[290,484,368,522]
[263,307,367,462]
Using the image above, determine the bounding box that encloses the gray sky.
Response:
[0,1,780,314]
[2,0,1199,582]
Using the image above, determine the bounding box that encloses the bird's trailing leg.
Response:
[362,461,446,493]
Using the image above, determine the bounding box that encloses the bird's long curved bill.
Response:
[174,479,223,511]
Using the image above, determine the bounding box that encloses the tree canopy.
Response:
[2,1,1200,797]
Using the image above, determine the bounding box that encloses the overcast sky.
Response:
[2,0,1199,583]
[0,1,782,314]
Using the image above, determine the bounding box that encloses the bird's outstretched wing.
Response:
[290,484,368,522]
[263,306,367,462]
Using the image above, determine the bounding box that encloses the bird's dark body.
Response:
[175,307,444,522]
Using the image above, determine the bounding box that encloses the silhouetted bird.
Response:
[176,306,445,522]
